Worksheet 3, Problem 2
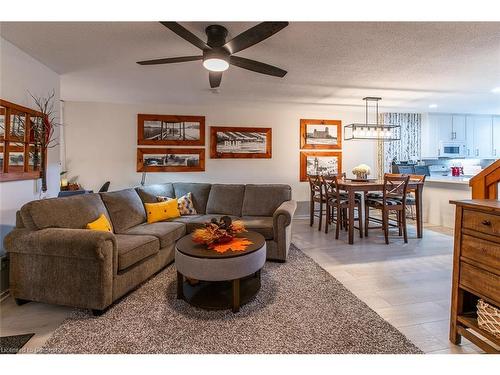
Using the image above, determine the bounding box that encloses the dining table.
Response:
[336,179,425,245]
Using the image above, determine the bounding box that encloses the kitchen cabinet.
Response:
[437,114,453,142]
[422,113,495,159]
[493,116,500,158]
[471,116,493,158]
[452,115,466,142]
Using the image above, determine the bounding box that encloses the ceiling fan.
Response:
[137,22,289,88]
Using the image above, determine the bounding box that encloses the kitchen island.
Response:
[423,176,471,228]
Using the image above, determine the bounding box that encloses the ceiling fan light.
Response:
[203,58,229,72]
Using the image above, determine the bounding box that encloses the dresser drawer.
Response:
[460,262,500,303]
[463,209,500,237]
[461,234,500,269]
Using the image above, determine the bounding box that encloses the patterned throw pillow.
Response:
[157,192,197,216]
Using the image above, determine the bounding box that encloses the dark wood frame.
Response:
[299,151,342,182]
[210,126,272,159]
[0,99,46,182]
[137,114,205,146]
[137,147,205,172]
[300,119,342,150]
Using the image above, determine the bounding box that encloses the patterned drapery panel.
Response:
[376,113,421,178]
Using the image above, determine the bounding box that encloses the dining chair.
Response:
[308,175,327,231]
[365,174,410,244]
[406,174,426,221]
[322,176,363,239]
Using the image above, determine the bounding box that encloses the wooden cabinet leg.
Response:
[232,279,240,313]
[177,271,184,300]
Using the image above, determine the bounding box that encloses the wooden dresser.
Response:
[450,199,500,353]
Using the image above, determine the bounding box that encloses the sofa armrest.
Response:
[273,200,297,230]
[4,228,116,261]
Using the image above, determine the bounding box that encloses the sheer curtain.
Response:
[376,113,421,179]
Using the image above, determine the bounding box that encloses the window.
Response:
[0,99,46,182]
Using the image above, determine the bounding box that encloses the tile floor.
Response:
[292,217,484,354]
[0,218,486,354]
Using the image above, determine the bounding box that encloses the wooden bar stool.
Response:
[365,174,410,244]
[308,175,327,231]
[322,176,363,239]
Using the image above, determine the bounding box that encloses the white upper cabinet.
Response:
[436,114,454,142]
[422,113,495,159]
[452,115,466,142]
[470,116,493,158]
[493,116,500,158]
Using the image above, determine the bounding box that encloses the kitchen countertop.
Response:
[426,175,471,185]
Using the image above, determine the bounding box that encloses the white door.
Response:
[472,116,493,158]
[452,115,466,142]
[422,114,439,158]
[493,116,500,158]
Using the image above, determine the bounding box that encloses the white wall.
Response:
[63,101,378,202]
[0,38,61,254]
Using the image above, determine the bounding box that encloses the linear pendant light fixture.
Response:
[344,97,401,141]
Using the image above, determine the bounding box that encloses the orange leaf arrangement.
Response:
[192,216,249,253]
[209,238,254,253]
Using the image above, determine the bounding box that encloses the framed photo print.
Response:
[300,119,342,149]
[210,126,272,159]
[137,148,205,172]
[300,151,342,181]
[137,114,205,146]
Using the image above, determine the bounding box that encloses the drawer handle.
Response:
[481,220,491,226]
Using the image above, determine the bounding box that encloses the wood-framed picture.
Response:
[137,148,205,172]
[300,151,342,182]
[210,126,272,159]
[137,114,205,146]
[300,119,342,149]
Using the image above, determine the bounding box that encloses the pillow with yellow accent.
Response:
[145,199,180,224]
[86,214,113,232]
[157,192,197,215]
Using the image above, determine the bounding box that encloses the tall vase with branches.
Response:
[29,90,61,193]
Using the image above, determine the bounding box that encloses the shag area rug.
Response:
[41,245,422,354]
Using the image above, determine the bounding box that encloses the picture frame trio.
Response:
[136,114,272,173]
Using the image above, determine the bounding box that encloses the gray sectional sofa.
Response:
[4,183,296,313]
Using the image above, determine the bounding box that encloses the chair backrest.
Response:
[321,175,341,202]
[98,181,111,193]
[308,175,323,198]
[383,173,410,204]
[408,174,426,193]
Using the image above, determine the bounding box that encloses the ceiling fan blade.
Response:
[137,55,203,65]
[230,56,287,77]
[160,22,209,50]
[209,72,223,88]
[223,22,289,54]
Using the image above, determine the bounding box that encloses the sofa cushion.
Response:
[100,189,146,233]
[242,184,292,216]
[241,216,274,240]
[115,234,159,271]
[206,184,245,217]
[136,183,174,204]
[19,193,110,231]
[125,221,186,248]
[173,183,212,214]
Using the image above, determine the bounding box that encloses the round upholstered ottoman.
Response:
[175,231,266,312]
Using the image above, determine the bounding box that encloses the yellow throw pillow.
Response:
[145,200,180,224]
[86,214,113,232]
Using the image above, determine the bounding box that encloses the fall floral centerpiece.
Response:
[192,216,247,248]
